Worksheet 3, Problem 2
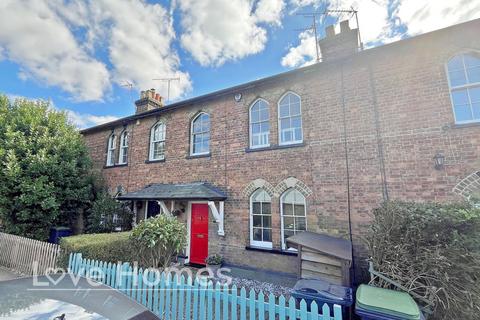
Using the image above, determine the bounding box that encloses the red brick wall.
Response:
[82,20,480,275]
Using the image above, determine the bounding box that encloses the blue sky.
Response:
[0,0,479,128]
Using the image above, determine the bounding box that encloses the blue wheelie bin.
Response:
[292,278,353,318]
[48,227,72,244]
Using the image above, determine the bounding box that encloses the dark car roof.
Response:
[0,274,159,320]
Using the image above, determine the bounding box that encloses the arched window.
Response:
[149,122,166,161]
[191,113,210,155]
[447,53,480,123]
[249,99,270,148]
[250,188,272,248]
[280,188,306,250]
[278,92,303,145]
[118,131,128,164]
[106,134,116,166]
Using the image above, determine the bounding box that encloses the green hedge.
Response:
[367,201,480,319]
[60,232,137,267]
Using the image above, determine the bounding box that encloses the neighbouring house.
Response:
[81,19,480,279]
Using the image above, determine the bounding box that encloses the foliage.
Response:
[205,254,223,265]
[0,95,93,240]
[86,189,133,233]
[366,201,480,319]
[59,232,135,267]
[130,215,187,269]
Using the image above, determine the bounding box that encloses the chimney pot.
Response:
[340,20,350,33]
[135,88,164,114]
[325,25,335,37]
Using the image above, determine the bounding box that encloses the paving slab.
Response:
[0,267,21,281]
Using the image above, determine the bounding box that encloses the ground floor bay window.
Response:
[281,188,307,250]
[250,188,272,248]
[249,187,308,250]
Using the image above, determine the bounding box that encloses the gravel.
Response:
[229,277,293,298]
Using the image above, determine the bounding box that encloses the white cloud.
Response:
[255,0,286,26]
[66,0,192,101]
[0,0,192,102]
[395,0,480,35]
[0,0,110,102]
[177,0,285,66]
[283,0,480,68]
[281,30,318,68]
[65,110,118,129]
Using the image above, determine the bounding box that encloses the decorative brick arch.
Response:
[242,179,275,198]
[453,170,480,199]
[274,177,312,198]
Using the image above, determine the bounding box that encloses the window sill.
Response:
[452,121,480,129]
[103,163,128,169]
[145,158,165,164]
[186,153,211,159]
[245,246,298,256]
[245,142,305,153]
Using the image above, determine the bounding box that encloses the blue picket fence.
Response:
[68,253,342,320]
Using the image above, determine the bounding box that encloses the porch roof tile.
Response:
[117,182,227,201]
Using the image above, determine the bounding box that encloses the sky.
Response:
[0,0,479,129]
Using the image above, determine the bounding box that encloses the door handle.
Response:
[197,234,204,238]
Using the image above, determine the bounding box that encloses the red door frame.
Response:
[189,203,209,265]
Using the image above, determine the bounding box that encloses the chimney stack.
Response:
[135,88,163,114]
[318,20,359,62]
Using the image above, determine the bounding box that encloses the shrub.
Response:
[366,201,480,319]
[205,254,223,265]
[86,190,133,233]
[59,232,136,267]
[130,215,187,269]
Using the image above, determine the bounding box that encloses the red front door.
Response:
[190,203,209,265]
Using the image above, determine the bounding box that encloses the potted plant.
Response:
[205,254,223,275]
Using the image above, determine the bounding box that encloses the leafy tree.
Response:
[0,95,93,240]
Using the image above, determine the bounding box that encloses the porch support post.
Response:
[144,200,148,220]
[132,201,137,227]
[157,200,171,215]
[208,201,225,236]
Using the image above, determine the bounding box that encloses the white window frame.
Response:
[280,188,307,250]
[106,134,116,167]
[249,188,273,249]
[446,52,480,125]
[149,122,166,161]
[118,130,128,164]
[190,112,210,156]
[249,98,270,149]
[278,91,303,145]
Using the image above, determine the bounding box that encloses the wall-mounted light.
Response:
[433,152,445,170]
[234,93,242,102]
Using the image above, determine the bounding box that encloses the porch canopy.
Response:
[117,182,227,235]
[117,182,227,201]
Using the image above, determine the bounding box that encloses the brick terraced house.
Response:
[82,19,480,278]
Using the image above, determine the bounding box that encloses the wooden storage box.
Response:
[286,231,352,286]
